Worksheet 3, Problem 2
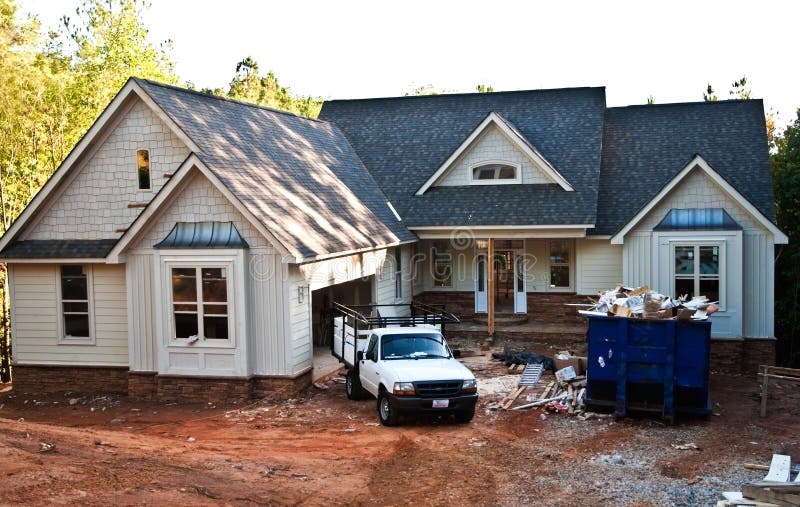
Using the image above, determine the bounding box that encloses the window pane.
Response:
[174,312,198,338]
[675,277,694,299]
[203,316,229,339]
[203,304,228,316]
[172,268,197,302]
[64,314,89,337]
[477,256,485,291]
[63,302,88,313]
[550,265,569,288]
[700,278,720,302]
[202,268,227,302]
[174,303,197,312]
[549,241,569,264]
[476,168,495,180]
[495,240,524,250]
[699,246,719,275]
[137,149,150,190]
[498,166,515,179]
[675,246,694,275]
[61,266,87,300]
[516,256,525,292]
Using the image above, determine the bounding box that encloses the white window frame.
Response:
[165,260,236,348]
[469,160,522,185]
[56,264,95,344]
[670,241,726,310]
[547,239,574,292]
[136,148,152,192]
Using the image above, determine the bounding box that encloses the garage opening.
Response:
[311,277,374,379]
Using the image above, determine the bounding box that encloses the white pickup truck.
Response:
[331,304,478,426]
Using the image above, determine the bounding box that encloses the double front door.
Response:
[475,249,526,314]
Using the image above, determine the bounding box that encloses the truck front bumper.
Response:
[389,393,478,414]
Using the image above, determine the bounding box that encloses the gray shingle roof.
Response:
[0,239,117,259]
[318,88,607,227]
[597,100,775,235]
[135,79,415,260]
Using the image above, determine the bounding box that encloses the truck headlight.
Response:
[392,382,416,396]
[461,379,477,394]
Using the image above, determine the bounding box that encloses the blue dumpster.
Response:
[585,315,712,421]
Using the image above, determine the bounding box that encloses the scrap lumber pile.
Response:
[578,285,719,320]
[718,453,800,506]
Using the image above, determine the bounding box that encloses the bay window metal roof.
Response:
[654,208,742,231]
[155,221,249,249]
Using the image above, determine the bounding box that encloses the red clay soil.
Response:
[0,360,798,506]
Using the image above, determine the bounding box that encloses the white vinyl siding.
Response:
[575,240,623,295]
[249,252,288,375]
[287,267,312,373]
[10,263,128,366]
[127,253,157,371]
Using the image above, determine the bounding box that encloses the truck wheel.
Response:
[345,370,365,400]
[377,390,399,426]
[455,405,475,423]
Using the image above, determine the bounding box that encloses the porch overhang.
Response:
[408,224,593,239]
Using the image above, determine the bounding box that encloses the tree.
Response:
[476,83,494,93]
[703,84,718,102]
[225,56,322,117]
[647,95,655,105]
[406,83,439,96]
[771,108,800,367]
[729,76,751,99]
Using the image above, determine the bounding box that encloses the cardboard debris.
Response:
[579,285,720,321]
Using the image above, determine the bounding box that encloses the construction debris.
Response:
[491,350,555,371]
[579,285,719,320]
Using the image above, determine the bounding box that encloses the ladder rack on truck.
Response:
[330,303,459,369]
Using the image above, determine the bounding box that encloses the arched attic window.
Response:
[470,162,520,184]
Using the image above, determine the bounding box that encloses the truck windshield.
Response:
[381,333,451,360]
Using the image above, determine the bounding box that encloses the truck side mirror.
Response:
[357,351,364,361]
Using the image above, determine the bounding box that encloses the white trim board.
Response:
[610,155,788,245]
[415,112,574,195]
[0,78,199,253]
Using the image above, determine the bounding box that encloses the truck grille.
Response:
[413,380,463,398]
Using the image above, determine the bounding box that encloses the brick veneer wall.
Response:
[710,338,776,374]
[414,291,587,323]
[12,365,129,395]
[12,365,313,402]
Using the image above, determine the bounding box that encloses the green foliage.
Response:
[729,76,751,99]
[772,108,800,366]
[406,83,439,96]
[226,56,322,117]
[647,95,655,105]
[476,83,494,93]
[703,84,717,102]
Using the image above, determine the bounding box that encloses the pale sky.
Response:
[18,0,800,129]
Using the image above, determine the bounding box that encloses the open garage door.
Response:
[312,277,374,347]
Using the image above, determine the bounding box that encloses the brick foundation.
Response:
[13,364,313,402]
[710,337,776,374]
[414,291,588,323]
[11,364,129,395]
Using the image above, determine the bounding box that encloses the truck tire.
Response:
[345,370,366,400]
[377,389,399,426]
[455,405,475,423]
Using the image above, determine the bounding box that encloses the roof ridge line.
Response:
[324,86,606,104]
[133,77,328,124]
[607,98,763,111]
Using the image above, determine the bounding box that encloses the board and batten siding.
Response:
[622,166,776,339]
[127,253,156,371]
[575,240,623,295]
[286,266,312,373]
[249,251,289,376]
[10,263,128,366]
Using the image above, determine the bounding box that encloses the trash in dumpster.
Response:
[578,285,719,320]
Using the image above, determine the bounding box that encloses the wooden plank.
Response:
[741,482,800,507]
[761,365,800,378]
[761,364,770,418]
[501,387,526,410]
[764,455,792,482]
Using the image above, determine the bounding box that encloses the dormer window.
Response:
[470,163,520,184]
[137,149,151,190]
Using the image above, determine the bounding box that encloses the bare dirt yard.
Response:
[0,355,798,506]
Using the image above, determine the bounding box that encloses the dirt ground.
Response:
[0,355,798,507]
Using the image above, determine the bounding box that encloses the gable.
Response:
[23,99,190,241]
[128,169,273,252]
[433,124,557,187]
